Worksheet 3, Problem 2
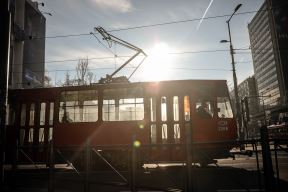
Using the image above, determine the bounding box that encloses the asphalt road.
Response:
[3,151,288,192]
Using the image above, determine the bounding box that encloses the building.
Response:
[230,76,260,138]
[9,0,46,88]
[237,76,259,116]
[248,0,288,123]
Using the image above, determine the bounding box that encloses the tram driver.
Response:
[197,101,212,118]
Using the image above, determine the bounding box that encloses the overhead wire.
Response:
[16,46,276,67]
[27,7,277,40]
[13,48,249,66]
[14,46,277,67]
[11,67,231,75]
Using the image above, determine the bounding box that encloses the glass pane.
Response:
[19,129,25,146]
[60,90,98,122]
[40,103,46,125]
[217,97,233,118]
[20,104,26,126]
[118,98,144,121]
[161,97,167,121]
[103,100,116,121]
[39,128,45,142]
[174,124,180,142]
[162,124,168,143]
[83,100,98,122]
[29,104,35,126]
[173,96,179,121]
[150,97,156,122]
[196,100,213,118]
[49,102,54,125]
[151,124,157,144]
[28,128,34,143]
[184,96,190,121]
[103,88,144,121]
[48,127,53,141]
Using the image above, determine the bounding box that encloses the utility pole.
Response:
[0,0,11,187]
[228,20,243,140]
[221,4,243,140]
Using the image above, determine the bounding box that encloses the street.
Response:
[4,148,288,192]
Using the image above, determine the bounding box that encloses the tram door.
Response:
[149,95,189,162]
[17,101,54,163]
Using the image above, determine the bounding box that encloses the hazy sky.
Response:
[40,0,264,87]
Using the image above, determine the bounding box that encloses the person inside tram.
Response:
[62,112,73,123]
[197,101,212,118]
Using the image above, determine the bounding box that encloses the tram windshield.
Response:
[217,97,233,118]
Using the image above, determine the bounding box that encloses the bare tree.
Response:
[60,71,74,87]
[44,71,52,87]
[76,58,89,85]
[86,71,95,85]
[58,57,96,87]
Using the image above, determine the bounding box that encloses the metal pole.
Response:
[48,140,54,192]
[0,0,11,188]
[131,135,137,192]
[260,126,275,192]
[84,138,90,192]
[253,140,262,191]
[274,142,280,191]
[227,21,243,140]
[261,92,267,126]
[185,113,193,192]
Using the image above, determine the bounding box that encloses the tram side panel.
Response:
[6,88,57,163]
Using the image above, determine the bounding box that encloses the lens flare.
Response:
[133,140,141,147]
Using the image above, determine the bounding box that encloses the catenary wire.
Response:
[14,46,278,67]
[27,8,277,40]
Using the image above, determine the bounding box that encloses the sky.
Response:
[39,0,265,88]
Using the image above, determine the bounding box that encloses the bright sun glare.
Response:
[141,42,174,81]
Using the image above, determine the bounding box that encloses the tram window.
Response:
[83,100,98,122]
[174,124,180,142]
[28,128,34,143]
[184,96,190,121]
[161,97,167,121]
[173,96,179,121]
[48,127,53,141]
[150,97,156,122]
[29,103,35,126]
[196,100,213,118]
[49,102,54,125]
[40,103,46,125]
[151,124,157,144]
[19,129,25,146]
[103,100,116,121]
[217,97,233,118]
[119,98,144,121]
[162,124,168,143]
[39,128,45,143]
[59,90,98,122]
[103,87,144,121]
[20,104,26,126]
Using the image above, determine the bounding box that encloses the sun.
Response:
[140,42,174,81]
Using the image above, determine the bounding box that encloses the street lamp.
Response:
[41,11,52,16]
[220,4,243,140]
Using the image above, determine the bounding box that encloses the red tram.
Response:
[5,79,237,167]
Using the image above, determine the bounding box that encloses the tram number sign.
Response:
[217,121,228,131]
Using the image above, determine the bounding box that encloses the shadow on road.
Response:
[4,164,288,192]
